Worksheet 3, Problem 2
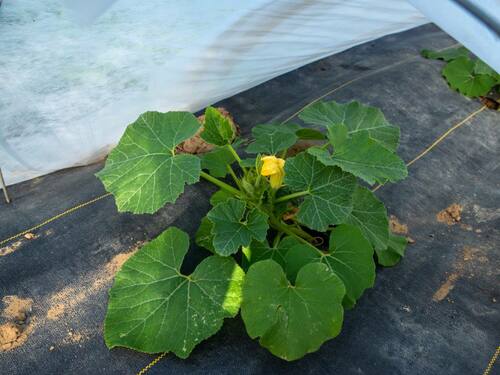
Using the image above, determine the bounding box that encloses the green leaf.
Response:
[200,146,235,178]
[209,189,234,206]
[284,152,356,231]
[241,240,287,270]
[284,225,375,307]
[299,101,400,152]
[473,60,497,77]
[442,57,497,97]
[344,187,389,251]
[104,227,244,358]
[195,217,215,253]
[240,157,257,168]
[309,126,407,185]
[96,111,201,214]
[377,234,407,267]
[421,47,469,61]
[200,106,234,146]
[246,123,299,154]
[295,128,326,140]
[207,198,269,256]
[241,260,345,361]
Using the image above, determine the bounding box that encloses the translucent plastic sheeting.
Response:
[409,0,500,72]
[0,0,427,185]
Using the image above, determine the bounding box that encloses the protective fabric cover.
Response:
[0,25,498,375]
[0,0,427,185]
[409,0,500,72]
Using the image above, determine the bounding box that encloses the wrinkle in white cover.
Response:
[0,0,427,185]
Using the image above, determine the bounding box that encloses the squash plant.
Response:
[97,101,408,361]
[422,46,499,99]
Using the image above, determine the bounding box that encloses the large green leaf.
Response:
[284,152,356,231]
[442,57,497,97]
[377,234,407,267]
[299,101,400,152]
[200,106,234,146]
[421,47,469,61]
[104,227,244,358]
[309,126,407,185]
[241,260,345,361]
[246,123,299,154]
[200,146,235,178]
[96,111,201,214]
[207,198,269,256]
[284,225,375,307]
[345,186,389,251]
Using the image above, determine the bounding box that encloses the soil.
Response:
[0,296,34,352]
[436,203,463,225]
[177,107,239,154]
[389,215,408,235]
[47,244,141,321]
[432,246,488,302]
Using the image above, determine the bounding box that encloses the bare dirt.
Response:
[389,215,408,235]
[432,246,488,302]
[0,296,34,352]
[47,244,141,321]
[436,203,463,225]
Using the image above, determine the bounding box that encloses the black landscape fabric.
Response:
[0,24,499,375]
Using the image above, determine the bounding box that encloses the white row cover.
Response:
[1,0,487,186]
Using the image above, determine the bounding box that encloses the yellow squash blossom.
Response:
[261,156,285,189]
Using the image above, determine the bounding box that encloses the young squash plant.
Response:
[422,46,499,102]
[97,101,408,361]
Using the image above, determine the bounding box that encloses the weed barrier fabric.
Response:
[0,24,499,374]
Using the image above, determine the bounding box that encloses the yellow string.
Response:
[136,352,167,375]
[483,346,500,375]
[281,43,460,124]
[0,193,111,247]
[371,105,487,192]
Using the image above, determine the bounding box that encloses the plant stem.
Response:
[227,165,242,189]
[200,171,241,196]
[269,217,310,246]
[275,190,309,203]
[228,144,246,171]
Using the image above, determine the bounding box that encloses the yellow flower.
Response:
[261,156,285,189]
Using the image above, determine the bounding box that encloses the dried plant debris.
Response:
[436,203,463,225]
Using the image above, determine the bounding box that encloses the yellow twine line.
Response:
[281,43,460,124]
[483,346,500,375]
[0,193,111,247]
[136,352,167,375]
[372,105,487,192]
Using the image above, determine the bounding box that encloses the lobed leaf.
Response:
[299,100,400,152]
[207,198,269,256]
[96,111,201,214]
[344,186,389,251]
[284,152,356,231]
[309,125,407,185]
[284,225,375,308]
[241,260,345,361]
[442,57,497,97]
[200,106,234,146]
[104,227,244,358]
[246,123,299,154]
